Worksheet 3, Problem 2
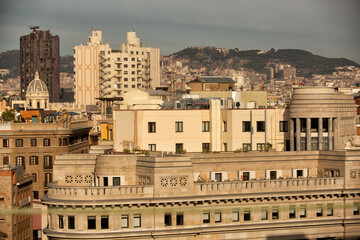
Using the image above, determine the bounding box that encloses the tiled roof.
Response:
[198,76,235,83]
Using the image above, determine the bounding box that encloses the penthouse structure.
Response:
[41,150,360,239]
[74,30,160,110]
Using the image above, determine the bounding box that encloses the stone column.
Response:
[296,118,301,151]
[318,118,323,150]
[290,118,294,151]
[306,118,311,151]
[333,118,338,149]
[329,118,333,150]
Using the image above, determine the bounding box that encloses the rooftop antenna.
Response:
[29,26,39,33]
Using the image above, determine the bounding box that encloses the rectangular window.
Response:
[32,173,37,182]
[31,139,37,147]
[58,138,62,146]
[68,216,75,229]
[176,213,184,226]
[289,206,296,218]
[215,211,221,223]
[59,215,64,229]
[30,156,38,165]
[223,143,227,152]
[270,170,277,179]
[101,216,109,229]
[353,203,360,215]
[232,210,239,222]
[16,156,24,167]
[202,121,210,132]
[317,204,323,217]
[113,177,120,186]
[16,139,23,147]
[148,122,156,133]
[121,215,129,228]
[272,207,279,220]
[43,138,50,146]
[327,204,333,216]
[257,143,266,151]
[175,121,183,132]
[215,173,222,182]
[45,173,52,187]
[297,170,303,178]
[279,121,288,132]
[148,144,156,151]
[33,191,39,200]
[175,143,183,153]
[3,139,9,147]
[3,156,9,165]
[103,177,108,186]
[202,143,210,152]
[243,143,251,152]
[164,213,172,226]
[244,209,251,221]
[44,156,52,169]
[242,121,251,132]
[203,212,210,223]
[300,205,306,218]
[223,121,227,132]
[242,172,250,181]
[257,121,265,132]
[134,214,141,228]
[87,216,96,229]
[261,208,268,220]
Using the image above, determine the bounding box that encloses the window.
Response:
[176,213,184,226]
[101,216,109,229]
[297,170,303,178]
[121,215,129,228]
[148,144,156,151]
[215,173,222,182]
[113,177,120,186]
[134,214,141,228]
[270,171,277,179]
[257,143,266,151]
[32,173,37,182]
[45,173,52,187]
[202,121,210,132]
[103,177,108,186]
[16,139,23,147]
[203,212,210,223]
[59,215,64,229]
[223,143,227,152]
[242,172,250,181]
[354,203,360,215]
[30,156,38,165]
[261,208,268,220]
[257,121,265,132]
[202,143,210,152]
[242,121,251,132]
[124,57,128,61]
[164,213,172,226]
[87,216,96,229]
[272,207,279,220]
[44,156,52,169]
[175,143,183,153]
[148,122,156,133]
[3,156,9,165]
[68,216,75,229]
[175,121,183,132]
[280,121,288,132]
[223,121,227,132]
[215,211,222,223]
[58,138,62,146]
[232,210,239,222]
[16,156,24,168]
[3,139,9,147]
[124,64,128,68]
[33,191,39,200]
[243,143,251,152]
[244,209,251,221]
[289,206,296,218]
[43,138,50,146]
[327,204,333,216]
[31,139,37,147]
[317,204,323,217]
[300,205,306,218]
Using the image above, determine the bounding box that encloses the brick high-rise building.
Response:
[20,26,60,102]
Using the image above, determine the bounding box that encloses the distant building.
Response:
[187,76,235,91]
[20,27,60,102]
[0,165,34,240]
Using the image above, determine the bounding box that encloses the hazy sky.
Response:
[0,0,359,63]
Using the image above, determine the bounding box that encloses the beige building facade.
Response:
[74,30,160,106]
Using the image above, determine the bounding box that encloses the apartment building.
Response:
[41,150,360,239]
[74,30,160,108]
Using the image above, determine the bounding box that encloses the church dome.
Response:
[27,71,49,93]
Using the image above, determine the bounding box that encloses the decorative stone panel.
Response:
[160,176,188,187]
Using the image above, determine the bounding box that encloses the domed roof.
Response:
[26,71,48,93]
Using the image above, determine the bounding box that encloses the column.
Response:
[290,118,294,151]
[329,118,333,150]
[296,118,301,151]
[318,117,323,150]
[333,118,338,149]
[306,118,311,151]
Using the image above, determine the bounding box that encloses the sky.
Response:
[0,0,359,63]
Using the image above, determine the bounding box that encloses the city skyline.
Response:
[0,0,359,63]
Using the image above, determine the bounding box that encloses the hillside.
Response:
[172,47,360,77]
[0,50,74,78]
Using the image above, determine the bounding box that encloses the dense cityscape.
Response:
[1,1,360,240]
